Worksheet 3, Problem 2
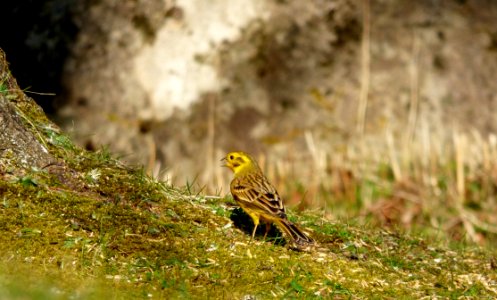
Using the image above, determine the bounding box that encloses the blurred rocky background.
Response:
[2,0,497,244]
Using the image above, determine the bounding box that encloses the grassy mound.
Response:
[1,150,496,298]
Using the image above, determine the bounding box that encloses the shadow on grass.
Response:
[229,207,286,246]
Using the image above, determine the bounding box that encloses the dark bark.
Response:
[0,49,54,174]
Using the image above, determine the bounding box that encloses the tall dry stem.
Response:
[202,94,216,189]
[356,0,370,135]
[407,33,420,143]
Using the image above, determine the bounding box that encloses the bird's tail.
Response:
[275,219,315,251]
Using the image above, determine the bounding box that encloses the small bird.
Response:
[223,151,315,251]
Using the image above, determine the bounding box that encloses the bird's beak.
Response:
[220,157,229,168]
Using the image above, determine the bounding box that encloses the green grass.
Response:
[3,158,496,298]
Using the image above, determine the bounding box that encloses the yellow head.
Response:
[223,151,261,175]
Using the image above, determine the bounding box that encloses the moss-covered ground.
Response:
[1,144,496,299]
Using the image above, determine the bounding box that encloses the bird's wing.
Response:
[231,173,286,218]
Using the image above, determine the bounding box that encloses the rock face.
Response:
[0,49,54,174]
[56,0,497,189]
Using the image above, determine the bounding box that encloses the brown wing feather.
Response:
[230,166,315,250]
[231,173,286,219]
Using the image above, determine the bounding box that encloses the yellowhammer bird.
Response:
[223,151,315,251]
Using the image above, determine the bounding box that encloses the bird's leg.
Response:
[250,218,259,242]
[262,223,271,241]
[250,224,258,242]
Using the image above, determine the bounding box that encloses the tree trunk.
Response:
[0,48,54,175]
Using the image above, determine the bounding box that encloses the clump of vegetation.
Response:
[2,149,497,298]
[0,125,495,297]
[1,156,497,298]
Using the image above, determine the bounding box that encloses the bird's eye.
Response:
[229,155,234,160]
